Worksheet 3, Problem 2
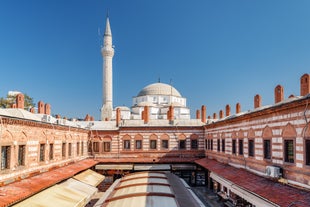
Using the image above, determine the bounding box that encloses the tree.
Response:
[0,93,35,109]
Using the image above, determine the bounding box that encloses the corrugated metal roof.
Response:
[73,169,105,187]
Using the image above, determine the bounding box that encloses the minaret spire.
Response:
[101,14,114,121]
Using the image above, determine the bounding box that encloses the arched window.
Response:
[190,134,198,150]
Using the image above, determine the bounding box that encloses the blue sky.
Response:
[0,0,309,120]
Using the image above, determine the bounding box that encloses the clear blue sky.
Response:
[0,0,309,120]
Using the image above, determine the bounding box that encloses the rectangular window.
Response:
[39,144,45,162]
[248,140,254,157]
[76,142,80,155]
[239,139,243,155]
[62,143,66,158]
[222,139,225,152]
[150,140,157,149]
[103,142,111,152]
[93,142,99,153]
[191,139,198,149]
[205,140,208,150]
[81,142,84,155]
[264,140,271,159]
[284,140,294,163]
[1,146,10,170]
[211,139,213,151]
[124,140,131,150]
[232,140,236,154]
[161,140,169,149]
[179,140,186,149]
[49,144,53,160]
[18,145,26,166]
[306,140,310,166]
[135,140,142,149]
[217,139,220,152]
[68,143,72,157]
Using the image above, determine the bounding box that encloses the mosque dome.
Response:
[137,83,181,97]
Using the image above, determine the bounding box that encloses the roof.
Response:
[99,171,203,207]
[137,83,182,97]
[195,158,310,207]
[0,159,98,207]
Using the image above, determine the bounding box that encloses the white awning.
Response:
[73,169,105,187]
[95,164,133,170]
[134,164,171,171]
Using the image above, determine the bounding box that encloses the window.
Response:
[284,140,294,163]
[18,145,26,166]
[103,142,111,152]
[263,140,271,159]
[217,139,220,152]
[124,140,130,150]
[232,140,236,154]
[93,142,99,153]
[150,140,157,149]
[222,139,225,152]
[1,146,10,170]
[239,139,243,155]
[248,140,254,157]
[179,140,186,150]
[62,143,66,158]
[77,142,80,155]
[81,142,84,155]
[205,140,208,150]
[306,140,310,166]
[49,144,53,160]
[135,140,142,149]
[68,143,72,157]
[39,144,45,162]
[211,139,213,150]
[161,140,169,150]
[191,139,198,149]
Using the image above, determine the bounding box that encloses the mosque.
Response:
[0,16,310,207]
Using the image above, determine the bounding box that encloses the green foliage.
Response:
[0,93,35,109]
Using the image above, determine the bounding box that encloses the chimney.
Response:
[196,110,200,119]
[38,101,44,114]
[208,116,211,119]
[168,105,174,121]
[275,85,284,103]
[254,94,261,109]
[56,114,61,119]
[300,73,310,96]
[225,104,230,117]
[201,105,206,123]
[30,107,35,113]
[213,113,217,119]
[90,116,94,121]
[44,103,51,115]
[236,103,241,114]
[219,110,224,119]
[116,108,121,126]
[16,93,24,109]
[84,114,90,121]
[144,106,149,124]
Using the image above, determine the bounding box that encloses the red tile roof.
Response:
[195,158,310,207]
[0,159,98,207]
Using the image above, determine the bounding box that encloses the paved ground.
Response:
[191,186,224,207]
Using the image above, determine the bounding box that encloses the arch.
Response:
[149,134,158,140]
[302,126,310,138]
[102,135,112,142]
[160,134,170,140]
[262,126,273,138]
[1,130,13,142]
[247,128,255,138]
[238,129,244,139]
[178,134,186,140]
[122,134,131,140]
[282,123,297,138]
[231,131,237,139]
[20,131,27,142]
[134,134,143,140]
[221,132,225,139]
[190,134,198,139]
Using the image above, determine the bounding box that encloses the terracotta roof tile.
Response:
[195,158,310,207]
[0,159,98,207]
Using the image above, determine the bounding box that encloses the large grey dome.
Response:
[137,83,182,97]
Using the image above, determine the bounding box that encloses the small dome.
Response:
[115,106,130,111]
[137,83,181,97]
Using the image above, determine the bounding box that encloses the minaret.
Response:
[101,16,114,121]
